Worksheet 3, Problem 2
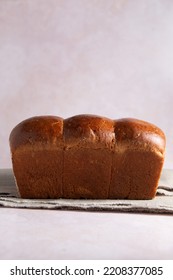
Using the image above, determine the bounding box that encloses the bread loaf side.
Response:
[9,115,166,199]
[9,116,64,198]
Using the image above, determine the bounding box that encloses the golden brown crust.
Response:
[115,118,165,155]
[9,115,166,199]
[64,114,115,148]
[9,116,64,151]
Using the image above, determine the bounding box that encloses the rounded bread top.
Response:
[115,118,166,155]
[9,116,63,150]
[64,114,115,149]
[9,115,166,155]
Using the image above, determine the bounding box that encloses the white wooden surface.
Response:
[0,208,173,260]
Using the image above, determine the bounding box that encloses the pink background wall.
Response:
[0,0,172,168]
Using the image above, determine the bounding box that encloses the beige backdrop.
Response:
[0,0,172,168]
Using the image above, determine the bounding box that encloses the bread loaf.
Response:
[9,115,166,199]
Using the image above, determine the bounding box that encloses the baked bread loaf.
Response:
[9,115,166,199]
